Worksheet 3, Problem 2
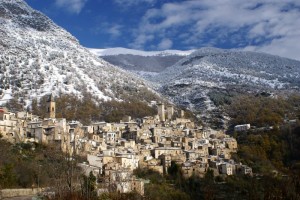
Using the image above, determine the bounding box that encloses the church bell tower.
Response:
[47,94,56,118]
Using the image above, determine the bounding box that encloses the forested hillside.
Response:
[132,93,300,200]
[30,94,158,125]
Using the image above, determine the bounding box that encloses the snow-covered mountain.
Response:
[92,47,300,110]
[0,0,157,106]
[89,47,194,57]
[89,48,194,75]
[155,47,300,87]
[3,0,299,127]
[96,47,300,127]
[150,47,300,126]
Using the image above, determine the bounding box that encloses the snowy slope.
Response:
[155,48,300,89]
[0,0,156,106]
[89,47,194,74]
[89,47,300,129]
[149,47,300,127]
[89,47,194,57]
[89,48,193,75]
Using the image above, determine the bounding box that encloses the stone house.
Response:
[153,147,182,159]
[115,152,139,171]
[26,120,43,139]
[0,109,18,138]
[181,161,208,178]
[224,138,238,151]
[131,177,145,196]
[92,122,112,133]
[159,154,171,174]
[220,163,234,175]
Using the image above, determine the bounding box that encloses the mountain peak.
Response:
[0,0,58,32]
[0,0,158,107]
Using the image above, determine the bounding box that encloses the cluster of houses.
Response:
[0,95,252,196]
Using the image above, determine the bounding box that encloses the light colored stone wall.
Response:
[147,165,163,174]
[0,188,42,199]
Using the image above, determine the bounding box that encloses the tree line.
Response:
[30,93,157,125]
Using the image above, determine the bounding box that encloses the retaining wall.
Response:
[0,188,42,199]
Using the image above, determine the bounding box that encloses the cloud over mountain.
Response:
[130,0,300,60]
[55,0,88,14]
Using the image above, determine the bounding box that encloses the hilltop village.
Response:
[0,96,252,195]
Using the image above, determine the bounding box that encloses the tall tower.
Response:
[47,94,56,118]
[157,103,165,122]
[167,105,174,120]
[180,110,185,118]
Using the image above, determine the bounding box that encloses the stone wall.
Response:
[0,188,42,199]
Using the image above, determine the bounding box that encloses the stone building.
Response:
[0,108,18,140]
[46,94,55,119]
[167,105,174,120]
[157,103,165,122]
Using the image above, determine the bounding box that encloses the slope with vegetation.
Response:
[30,93,157,125]
[1,94,300,199]
[226,94,300,174]
[0,0,159,109]
[132,93,300,200]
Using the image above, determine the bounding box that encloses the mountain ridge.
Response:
[0,0,158,107]
[89,47,194,57]
[94,47,300,128]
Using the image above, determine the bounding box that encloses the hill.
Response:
[0,0,158,108]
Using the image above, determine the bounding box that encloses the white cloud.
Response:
[157,38,173,50]
[113,0,156,7]
[92,23,123,39]
[244,35,300,60]
[131,0,300,60]
[107,24,123,38]
[129,34,154,49]
[55,0,88,14]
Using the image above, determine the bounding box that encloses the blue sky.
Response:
[24,0,300,60]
